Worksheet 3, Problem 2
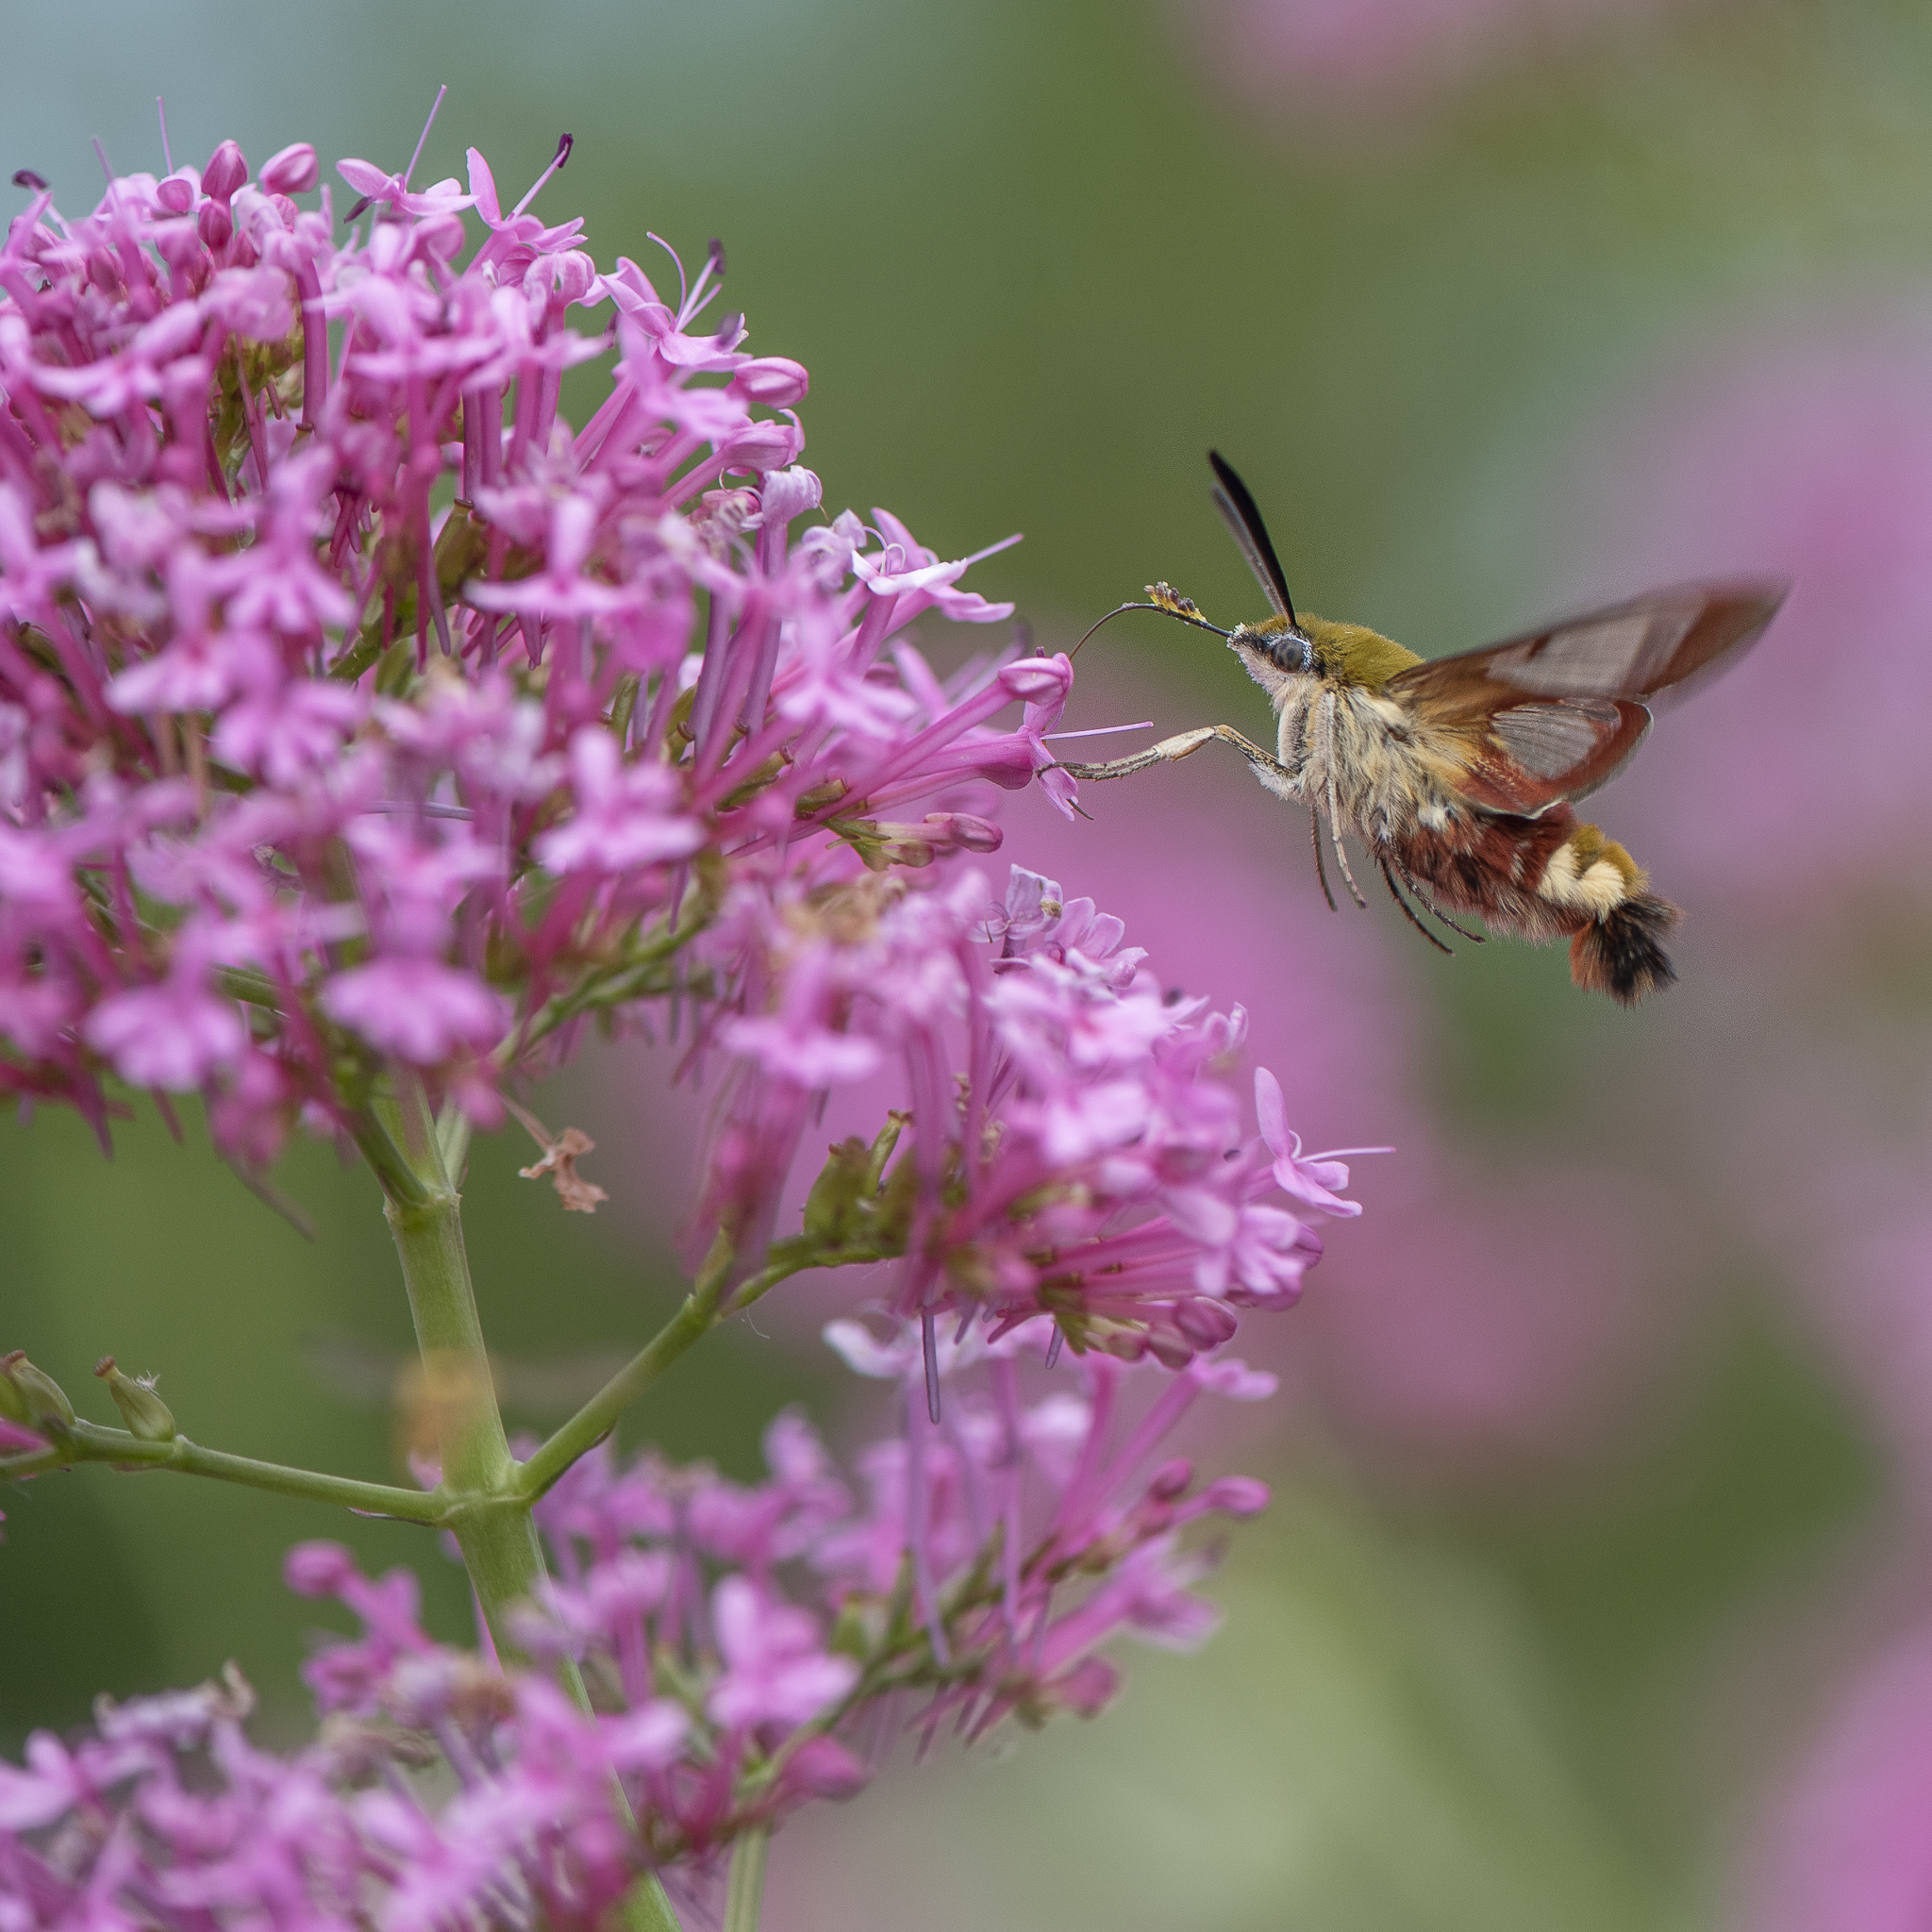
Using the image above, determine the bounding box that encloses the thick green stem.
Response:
[375,1091,543,1657]
[368,1093,690,1928]
[723,1828,770,1932]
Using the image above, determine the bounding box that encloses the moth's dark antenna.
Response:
[1208,451,1298,628]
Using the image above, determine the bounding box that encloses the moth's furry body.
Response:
[1058,454,1785,1004]
[1230,613,1675,1002]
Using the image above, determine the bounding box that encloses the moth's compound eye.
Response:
[1270,627,1315,674]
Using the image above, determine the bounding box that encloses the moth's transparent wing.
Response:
[1389,581,1784,812]
[1484,697,1652,808]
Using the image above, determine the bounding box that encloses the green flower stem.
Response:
[371,1085,547,1660]
[513,1234,891,1506]
[622,1871,689,1932]
[723,1827,770,1932]
[0,1418,444,1521]
[513,1233,734,1502]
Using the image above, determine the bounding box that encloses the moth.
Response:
[1058,452,1785,1003]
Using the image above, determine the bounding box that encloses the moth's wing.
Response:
[1208,450,1295,621]
[1471,697,1653,810]
[1389,580,1785,812]
[1392,581,1785,711]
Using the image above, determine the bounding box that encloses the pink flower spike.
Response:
[1254,1066,1384,1216]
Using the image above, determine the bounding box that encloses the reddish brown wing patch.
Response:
[1389,580,1784,811]
[1459,697,1652,814]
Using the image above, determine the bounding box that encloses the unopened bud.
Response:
[156,169,198,214]
[923,812,1003,854]
[1147,1457,1193,1501]
[719,417,804,475]
[94,1357,177,1441]
[197,201,233,251]
[258,142,318,195]
[201,139,249,204]
[2,1351,74,1428]
[732,357,809,407]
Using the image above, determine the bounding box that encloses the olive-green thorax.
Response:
[1299,614,1423,690]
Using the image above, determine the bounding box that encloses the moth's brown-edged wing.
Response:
[1388,580,1785,813]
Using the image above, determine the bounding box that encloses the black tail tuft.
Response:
[1569,894,1680,1005]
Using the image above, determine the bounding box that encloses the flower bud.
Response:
[1199,1475,1271,1518]
[202,139,249,204]
[197,201,233,251]
[1,1351,74,1428]
[922,811,1002,854]
[156,169,199,214]
[720,417,804,475]
[774,1734,869,1800]
[1147,1457,1193,1501]
[1171,1297,1239,1350]
[999,657,1072,703]
[731,357,809,407]
[258,142,318,195]
[94,1357,177,1441]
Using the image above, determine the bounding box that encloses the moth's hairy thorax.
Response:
[1230,614,1464,845]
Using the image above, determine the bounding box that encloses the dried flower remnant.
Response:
[510,1095,610,1213]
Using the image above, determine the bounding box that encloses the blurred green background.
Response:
[7,0,1931,1925]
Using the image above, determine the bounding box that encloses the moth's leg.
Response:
[1393,855,1487,943]
[1318,695,1369,909]
[1055,724,1292,786]
[1308,801,1338,913]
[1378,857,1453,956]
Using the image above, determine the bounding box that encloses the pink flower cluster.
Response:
[0,129,1055,1164]
[694,863,1352,1371]
[0,1328,1271,1923]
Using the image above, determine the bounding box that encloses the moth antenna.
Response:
[1069,595,1230,658]
[1308,804,1338,912]
[1379,858,1453,955]
[1393,857,1487,943]
[1208,450,1299,626]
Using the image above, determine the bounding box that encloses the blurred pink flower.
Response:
[1180,0,1677,118]
[1562,305,1932,912]
[1735,1625,1932,1932]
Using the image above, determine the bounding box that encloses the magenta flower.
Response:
[1255,1066,1383,1217]
[320,958,509,1066]
[0,125,1071,1179]
[707,1579,858,1730]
